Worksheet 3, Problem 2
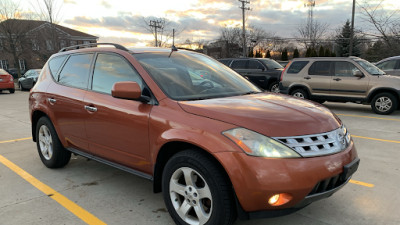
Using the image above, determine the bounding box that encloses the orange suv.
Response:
[29,43,359,225]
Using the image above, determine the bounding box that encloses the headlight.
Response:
[340,124,351,149]
[223,128,301,158]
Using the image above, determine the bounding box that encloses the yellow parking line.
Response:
[349,179,374,188]
[352,135,400,144]
[337,114,400,122]
[0,154,106,225]
[0,137,32,144]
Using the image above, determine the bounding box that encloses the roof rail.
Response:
[59,43,129,52]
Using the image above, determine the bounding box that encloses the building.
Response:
[0,19,98,76]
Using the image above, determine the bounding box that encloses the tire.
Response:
[36,117,71,168]
[162,150,236,225]
[269,81,280,93]
[19,82,25,91]
[371,92,398,115]
[9,88,15,93]
[291,89,309,99]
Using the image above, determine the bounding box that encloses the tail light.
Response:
[280,61,291,81]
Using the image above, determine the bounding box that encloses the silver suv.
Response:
[279,57,400,115]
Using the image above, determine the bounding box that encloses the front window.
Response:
[133,51,261,101]
[355,59,385,75]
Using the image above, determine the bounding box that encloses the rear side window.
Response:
[48,55,67,80]
[287,61,309,73]
[231,60,247,69]
[248,60,264,69]
[309,61,332,76]
[92,53,143,94]
[58,54,93,89]
[218,59,231,66]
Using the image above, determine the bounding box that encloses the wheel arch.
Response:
[31,110,49,142]
[288,84,311,96]
[367,88,400,104]
[153,141,232,194]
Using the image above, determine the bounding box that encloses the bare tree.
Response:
[297,20,329,48]
[0,0,33,77]
[218,26,242,46]
[360,0,399,49]
[141,17,183,47]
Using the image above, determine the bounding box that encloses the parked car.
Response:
[30,43,359,225]
[18,69,41,90]
[375,55,400,76]
[280,57,400,115]
[6,68,25,79]
[218,58,283,92]
[0,69,15,94]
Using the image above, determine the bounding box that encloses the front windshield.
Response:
[133,51,261,100]
[355,60,385,75]
[259,59,283,69]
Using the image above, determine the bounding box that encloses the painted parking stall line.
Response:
[337,114,400,122]
[352,135,400,144]
[0,154,107,225]
[349,179,374,188]
[0,137,32,144]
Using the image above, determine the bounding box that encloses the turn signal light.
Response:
[268,193,292,206]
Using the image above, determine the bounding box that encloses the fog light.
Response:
[268,193,292,206]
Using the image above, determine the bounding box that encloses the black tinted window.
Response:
[287,61,309,73]
[231,60,247,69]
[59,54,93,89]
[309,61,331,76]
[219,59,231,66]
[92,54,143,94]
[49,55,67,80]
[248,60,264,69]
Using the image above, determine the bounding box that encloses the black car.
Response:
[218,58,283,92]
[6,68,25,79]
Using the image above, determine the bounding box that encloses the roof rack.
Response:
[59,43,129,52]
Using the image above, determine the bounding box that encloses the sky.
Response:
[17,0,400,47]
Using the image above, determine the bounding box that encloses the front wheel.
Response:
[371,92,398,115]
[291,89,309,99]
[36,117,71,168]
[162,150,236,225]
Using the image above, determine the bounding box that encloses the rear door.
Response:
[330,61,369,98]
[46,53,93,152]
[306,61,332,96]
[84,53,153,173]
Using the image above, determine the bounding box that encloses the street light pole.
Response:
[349,0,356,56]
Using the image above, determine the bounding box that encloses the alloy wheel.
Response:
[38,125,53,160]
[375,96,393,113]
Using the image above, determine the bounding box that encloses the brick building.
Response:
[0,19,98,75]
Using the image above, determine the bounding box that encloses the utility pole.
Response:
[149,20,162,47]
[239,0,250,57]
[172,28,175,46]
[349,0,356,56]
[304,0,315,48]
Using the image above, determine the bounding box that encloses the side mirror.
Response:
[111,81,149,102]
[353,70,364,78]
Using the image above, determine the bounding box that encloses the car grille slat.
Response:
[308,174,345,196]
[273,127,348,157]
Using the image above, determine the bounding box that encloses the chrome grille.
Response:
[273,127,349,157]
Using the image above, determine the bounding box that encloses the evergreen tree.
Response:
[255,50,262,58]
[324,48,331,57]
[311,48,318,57]
[293,48,300,58]
[305,48,311,57]
[248,50,254,57]
[266,50,271,58]
[281,49,288,61]
[318,46,325,57]
[335,20,361,57]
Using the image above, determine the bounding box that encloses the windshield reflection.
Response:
[133,51,261,101]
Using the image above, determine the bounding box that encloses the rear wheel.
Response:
[291,89,309,99]
[162,150,236,225]
[269,81,280,93]
[371,92,398,115]
[9,88,15,93]
[36,117,71,168]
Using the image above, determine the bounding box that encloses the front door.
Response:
[84,53,153,173]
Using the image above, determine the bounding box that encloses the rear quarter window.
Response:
[48,55,67,80]
[287,61,309,73]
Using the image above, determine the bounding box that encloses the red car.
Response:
[29,43,359,225]
[0,69,15,93]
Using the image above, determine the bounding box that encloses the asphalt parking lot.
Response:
[1,90,400,225]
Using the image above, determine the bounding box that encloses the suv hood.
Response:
[179,93,341,137]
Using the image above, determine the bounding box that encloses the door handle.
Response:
[84,105,97,112]
[333,78,342,81]
[304,76,311,80]
[47,98,56,104]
